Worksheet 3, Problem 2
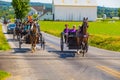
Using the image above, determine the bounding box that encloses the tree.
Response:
[11,0,30,22]
[32,14,38,19]
[110,11,114,19]
[118,8,120,20]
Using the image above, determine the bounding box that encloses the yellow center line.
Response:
[96,66,120,79]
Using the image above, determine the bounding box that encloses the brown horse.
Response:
[76,17,89,56]
[30,23,39,53]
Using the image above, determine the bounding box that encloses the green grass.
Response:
[0,70,11,80]
[88,21,120,36]
[39,20,120,52]
[0,24,11,51]
[89,34,120,51]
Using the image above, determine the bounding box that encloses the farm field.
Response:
[0,24,11,51]
[39,20,120,52]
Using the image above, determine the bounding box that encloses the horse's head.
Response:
[31,23,36,31]
[83,17,88,26]
[31,23,37,34]
[82,17,89,34]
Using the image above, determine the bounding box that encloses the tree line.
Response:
[97,6,120,18]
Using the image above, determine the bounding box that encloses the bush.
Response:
[0,70,11,80]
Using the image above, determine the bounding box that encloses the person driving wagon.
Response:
[21,21,31,38]
[63,24,70,43]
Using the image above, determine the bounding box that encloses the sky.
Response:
[0,0,120,8]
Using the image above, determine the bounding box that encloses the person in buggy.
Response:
[21,21,31,38]
[69,25,77,35]
[21,21,31,43]
[63,24,70,43]
[69,25,76,33]
[23,21,31,35]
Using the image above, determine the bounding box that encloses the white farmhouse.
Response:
[28,7,38,15]
[39,11,53,20]
[52,0,97,21]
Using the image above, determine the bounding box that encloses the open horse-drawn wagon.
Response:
[13,19,45,52]
[18,21,45,52]
[60,17,89,57]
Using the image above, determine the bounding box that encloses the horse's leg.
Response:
[31,42,33,53]
[31,42,34,53]
[34,36,38,52]
[77,37,82,54]
[79,37,83,54]
[33,36,35,53]
[32,36,37,52]
[85,37,89,53]
[82,38,88,57]
[76,37,80,54]
[33,42,36,52]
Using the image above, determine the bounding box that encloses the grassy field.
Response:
[0,24,11,51]
[0,70,11,80]
[39,20,120,52]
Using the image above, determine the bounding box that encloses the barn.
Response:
[52,0,97,21]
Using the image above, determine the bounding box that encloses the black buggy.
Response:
[60,32,88,57]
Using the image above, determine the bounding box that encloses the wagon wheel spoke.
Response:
[60,32,64,51]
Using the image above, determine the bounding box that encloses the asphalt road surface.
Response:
[0,23,120,80]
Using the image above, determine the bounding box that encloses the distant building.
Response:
[52,0,97,21]
[29,7,38,15]
[29,6,52,20]
[39,11,53,20]
[29,6,45,16]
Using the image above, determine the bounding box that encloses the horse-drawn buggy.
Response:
[60,17,89,57]
[13,19,45,52]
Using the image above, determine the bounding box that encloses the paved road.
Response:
[0,23,120,80]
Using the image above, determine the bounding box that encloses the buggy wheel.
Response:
[13,29,15,40]
[42,37,45,50]
[39,33,45,50]
[13,33,15,40]
[39,33,43,49]
[19,35,22,49]
[81,42,88,57]
[60,32,64,51]
[17,35,19,40]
